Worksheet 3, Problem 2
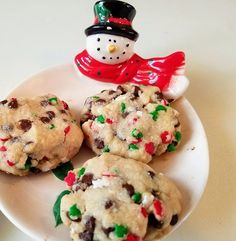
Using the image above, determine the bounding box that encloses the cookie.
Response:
[0,95,83,176]
[81,84,181,163]
[60,153,181,241]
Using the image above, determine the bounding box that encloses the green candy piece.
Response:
[132,192,142,203]
[48,97,58,104]
[78,167,86,177]
[175,131,182,142]
[103,146,110,153]
[128,144,139,150]
[96,115,105,124]
[49,124,55,129]
[114,224,128,238]
[69,204,81,219]
[167,143,176,152]
[92,96,100,100]
[155,105,167,112]
[121,102,126,113]
[150,111,158,121]
[131,128,143,139]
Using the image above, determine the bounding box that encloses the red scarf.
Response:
[75,50,185,90]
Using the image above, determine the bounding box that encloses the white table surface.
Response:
[0,0,235,240]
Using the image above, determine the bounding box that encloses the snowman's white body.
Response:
[76,33,189,100]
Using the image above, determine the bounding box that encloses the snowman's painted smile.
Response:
[86,34,135,65]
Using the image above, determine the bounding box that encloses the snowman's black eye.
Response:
[97,38,100,42]
[126,44,129,47]
[109,39,112,42]
[123,51,126,55]
[117,57,120,59]
[97,48,100,51]
[110,57,113,60]
[114,40,117,43]
[102,56,106,60]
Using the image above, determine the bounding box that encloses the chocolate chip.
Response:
[148,213,163,229]
[108,90,116,95]
[0,100,8,105]
[155,91,164,101]
[105,200,114,209]
[117,85,126,94]
[132,86,142,98]
[79,216,96,241]
[8,98,18,109]
[147,171,156,179]
[172,141,178,146]
[168,99,174,103]
[85,216,96,231]
[18,119,32,132]
[170,214,178,225]
[174,121,180,128]
[102,227,115,237]
[121,112,129,118]
[40,116,51,124]
[60,110,67,114]
[46,111,55,119]
[94,138,105,149]
[81,173,94,186]
[79,230,93,241]
[40,100,49,107]
[151,190,160,198]
[122,183,135,197]
[95,99,106,104]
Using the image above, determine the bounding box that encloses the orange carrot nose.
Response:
[108,44,117,53]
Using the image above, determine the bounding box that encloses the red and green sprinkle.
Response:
[175,131,182,142]
[131,192,142,203]
[103,145,110,153]
[48,97,58,105]
[96,115,105,124]
[78,167,86,177]
[114,224,128,238]
[121,102,126,113]
[131,128,143,139]
[150,105,167,121]
[128,143,139,150]
[68,204,81,219]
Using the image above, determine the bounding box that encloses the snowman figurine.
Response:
[75,0,189,100]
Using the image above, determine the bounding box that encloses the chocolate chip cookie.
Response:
[81,84,181,163]
[0,95,83,176]
[60,153,182,241]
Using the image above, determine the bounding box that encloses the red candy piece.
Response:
[131,139,142,144]
[64,126,71,135]
[106,118,113,124]
[153,199,163,216]
[141,207,148,218]
[102,172,118,177]
[0,137,10,142]
[144,142,155,155]
[64,171,76,186]
[132,118,138,123]
[160,131,172,144]
[0,146,7,152]
[123,234,141,241]
[62,100,69,110]
[161,99,168,106]
[7,160,14,167]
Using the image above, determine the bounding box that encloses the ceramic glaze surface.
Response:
[86,34,135,65]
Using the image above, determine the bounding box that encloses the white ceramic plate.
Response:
[0,64,209,241]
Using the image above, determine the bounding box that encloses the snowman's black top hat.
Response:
[85,0,139,41]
